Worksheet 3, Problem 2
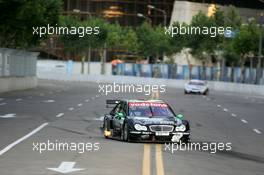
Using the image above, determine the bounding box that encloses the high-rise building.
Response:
[63,0,175,26]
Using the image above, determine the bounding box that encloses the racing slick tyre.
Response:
[122,123,132,142]
[203,89,209,95]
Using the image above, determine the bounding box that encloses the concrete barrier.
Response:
[0,77,37,93]
[37,69,264,97]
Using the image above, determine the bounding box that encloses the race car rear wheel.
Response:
[122,123,132,142]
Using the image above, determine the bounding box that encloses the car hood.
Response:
[127,116,176,125]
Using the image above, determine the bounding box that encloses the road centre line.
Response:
[142,144,151,175]
[0,122,49,156]
[231,113,237,117]
[253,129,261,134]
[156,144,165,175]
[0,102,7,106]
[241,119,248,124]
[68,107,74,111]
[56,113,64,118]
[223,108,228,112]
[77,103,83,107]
[15,98,22,102]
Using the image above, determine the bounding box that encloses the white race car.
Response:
[184,80,209,95]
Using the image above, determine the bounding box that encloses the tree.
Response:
[0,0,62,48]
[136,22,171,63]
[59,16,109,74]
[232,20,260,83]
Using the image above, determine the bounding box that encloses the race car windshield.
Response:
[189,81,205,86]
[128,103,175,117]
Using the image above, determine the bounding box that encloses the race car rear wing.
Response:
[106,100,120,108]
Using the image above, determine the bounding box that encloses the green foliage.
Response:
[136,22,172,62]
[0,0,62,48]
[187,10,224,62]
[233,20,259,56]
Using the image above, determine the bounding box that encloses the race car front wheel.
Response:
[122,123,132,142]
[103,119,110,139]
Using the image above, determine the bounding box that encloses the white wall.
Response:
[37,59,112,76]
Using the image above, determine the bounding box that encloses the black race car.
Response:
[103,99,190,142]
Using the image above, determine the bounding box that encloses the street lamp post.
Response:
[147,5,167,26]
[137,13,152,24]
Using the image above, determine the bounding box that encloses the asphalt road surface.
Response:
[0,79,263,175]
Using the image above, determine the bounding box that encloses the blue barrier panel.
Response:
[177,65,184,79]
[168,64,177,79]
[133,64,141,76]
[183,65,189,80]
[124,63,133,76]
[226,67,232,82]
[141,64,152,77]
[161,64,169,79]
[205,67,211,80]
[234,67,241,82]
[191,66,199,79]
[116,63,125,75]
[67,60,73,75]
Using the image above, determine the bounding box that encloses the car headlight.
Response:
[175,124,186,132]
[134,124,147,131]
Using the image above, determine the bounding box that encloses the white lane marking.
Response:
[0,114,16,118]
[223,108,228,112]
[77,103,83,107]
[0,102,7,106]
[217,104,221,108]
[93,116,104,121]
[0,98,4,101]
[68,107,74,111]
[56,113,64,118]
[15,98,22,102]
[85,99,90,102]
[253,129,261,134]
[231,113,237,117]
[43,100,55,103]
[0,122,49,156]
[47,161,84,174]
[241,119,248,124]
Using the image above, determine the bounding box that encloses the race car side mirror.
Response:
[176,114,184,119]
[116,112,125,120]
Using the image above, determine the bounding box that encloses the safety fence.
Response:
[115,63,264,85]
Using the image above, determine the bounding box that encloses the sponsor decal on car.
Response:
[129,102,168,107]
